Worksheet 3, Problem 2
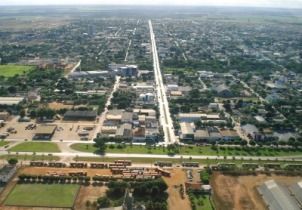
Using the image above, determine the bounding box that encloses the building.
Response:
[258,180,300,210]
[63,110,97,121]
[118,65,138,77]
[116,123,132,139]
[179,122,195,140]
[178,113,204,123]
[33,125,57,140]
[241,124,259,140]
[194,129,210,141]
[289,181,302,206]
[219,129,239,141]
[213,84,233,98]
[0,97,24,106]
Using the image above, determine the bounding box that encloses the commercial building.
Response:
[179,122,195,140]
[33,124,57,140]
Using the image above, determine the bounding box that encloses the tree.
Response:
[8,158,18,165]
[97,197,110,208]
[93,137,106,154]
[19,109,26,118]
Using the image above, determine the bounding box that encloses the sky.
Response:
[1,0,302,8]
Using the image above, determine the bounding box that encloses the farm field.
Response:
[0,65,34,77]
[4,184,79,208]
[9,142,60,153]
[211,172,302,210]
[70,143,302,157]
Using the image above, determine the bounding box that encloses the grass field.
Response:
[9,142,60,153]
[5,184,79,208]
[0,140,9,147]
[0,64,34,77]
[70,143,302,157]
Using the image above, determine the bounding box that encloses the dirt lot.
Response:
[211,172,302,210]
[1,117,97,141]
[163,169,191,210]
[47,102,74,110]
[74,185,107,209]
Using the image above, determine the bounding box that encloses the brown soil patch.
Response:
[163,169,191,210]
[211,172,302,210]
[47,102,74,110]
[74,185,107,210]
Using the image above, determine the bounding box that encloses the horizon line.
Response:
[0,4,302,9]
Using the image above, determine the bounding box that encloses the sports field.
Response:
[0,65,34,77]
[5,184,79,208]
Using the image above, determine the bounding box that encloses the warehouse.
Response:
[63,110,97,121]
[0,97,24,106]
[258,180,300,210]
[289,181,302,206]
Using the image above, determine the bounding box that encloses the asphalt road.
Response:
[149,20,177,145]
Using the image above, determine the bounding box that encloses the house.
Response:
[208,103,220,111]
[255,116,267,124]
[33,125,57,140]
[63,110,97,121]
[213,84,233,98]
[179,122,195,140]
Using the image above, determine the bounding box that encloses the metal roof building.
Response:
[289,181,302,206]
[258,180,300,210]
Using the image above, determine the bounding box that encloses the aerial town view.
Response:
[0,1,301,210]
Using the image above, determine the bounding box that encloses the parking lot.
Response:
[0,117,97,141]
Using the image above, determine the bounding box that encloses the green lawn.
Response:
[0,140,9,147]
[9,142,60,153]
[70,143,302,157]
[0,64,34,77]
[5,184,79,208]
